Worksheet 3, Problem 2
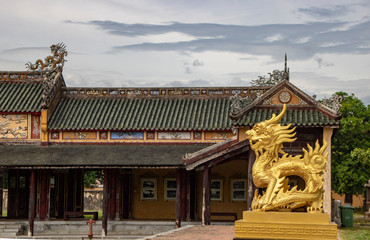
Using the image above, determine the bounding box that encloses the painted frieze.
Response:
[31,115,41,139]
[99,131,108,140]
[204,131,234,140]
[111,131,144,140]
[0,114,27,139]
[146,131,155,140]
[157,132,191,140]
[62,132,97,140]
[50,132,60,140]
[193,131,202,140]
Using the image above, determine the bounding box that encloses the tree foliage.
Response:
[84,170,103,188]
[332,92,370,204]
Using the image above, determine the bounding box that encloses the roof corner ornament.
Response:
[230,94,253,114]
[282,53,290,81]
[25,42,68,72]
[251,55,290,86]
[25,43,68,109]
[321,94,343,113]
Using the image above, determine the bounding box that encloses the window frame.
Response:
[231,179,247,201]
[211,179,223,201]
[164,178,177,201]
[140,178,157,200]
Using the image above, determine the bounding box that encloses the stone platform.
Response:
[234,211,337,240]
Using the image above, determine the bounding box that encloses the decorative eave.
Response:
[0,144,211,168]
[183,137,249,170]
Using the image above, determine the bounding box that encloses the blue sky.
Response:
[0,0,369,104]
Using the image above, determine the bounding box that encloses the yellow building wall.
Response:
[197,159,249,220]
[238,127,250,141]
[131,169,176,220]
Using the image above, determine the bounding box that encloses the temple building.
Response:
[0,44,341,235]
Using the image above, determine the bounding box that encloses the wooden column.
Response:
[323,127,334,218]
[181,169,187,221]
[28,170,36,236]
[175,168,182,228]
[186,171,191,221]
[0,169,3,217]
[102,169,109,236]
[36,170,50,220]
[109,169,117,220]
[202,163,211,225]
[247,150,256,210]
[115,171,120,220]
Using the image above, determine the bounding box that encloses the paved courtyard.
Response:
[147,225,235,240]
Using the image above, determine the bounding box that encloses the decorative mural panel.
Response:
[193,131,202,140]
[205,131,234,140]
[99,131,108,140]
[208,89,223,95]
[0,114,28,139]
[62,132,97,140]
[146,131,155,140]
[31,115,41,139]
[51,132,59,140]
[157,132,191,140]
[111,131,144,140]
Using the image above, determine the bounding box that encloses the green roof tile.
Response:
[48,98,234,131]
[234,109,340,127]
[48,97,340,131]
[0,82,43,112]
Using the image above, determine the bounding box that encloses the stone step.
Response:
[0,232,17,237]
[2,228,20,232]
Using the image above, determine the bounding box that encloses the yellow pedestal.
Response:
[235,211,337,240]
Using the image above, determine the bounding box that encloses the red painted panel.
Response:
[31,115,41,139]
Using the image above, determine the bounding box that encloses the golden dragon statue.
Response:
[247,104,327,213]
[26,42,67,71]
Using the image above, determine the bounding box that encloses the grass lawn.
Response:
[84,210,102,219]
[338,211,370,240]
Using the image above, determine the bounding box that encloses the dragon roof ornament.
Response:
[25,43,67,109]
[247,104,327,213]
[251,54,290,87]
[26,42,67,71]
[321,94,342,113]
[230,94,254,114]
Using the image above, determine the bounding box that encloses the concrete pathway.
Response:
[142,225,235,240]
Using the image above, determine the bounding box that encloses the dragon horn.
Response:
[265,104,287,125]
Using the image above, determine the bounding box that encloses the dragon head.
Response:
[246,104,296,154]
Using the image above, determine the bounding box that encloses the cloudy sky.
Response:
[1,0,369,104]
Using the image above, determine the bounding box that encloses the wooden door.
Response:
[8,169,30,218]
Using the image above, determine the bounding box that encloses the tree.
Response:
[332,92,370,205]
[84,170,104,188]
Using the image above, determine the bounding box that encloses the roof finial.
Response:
[283,53,289,81]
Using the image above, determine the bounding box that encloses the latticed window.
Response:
[164,178,176,200]
[231,179,246,201]
[141,178,157,200]
[211,179,223,201]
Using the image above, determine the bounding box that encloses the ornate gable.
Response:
[256,80,317,108]
[230,80,341,127]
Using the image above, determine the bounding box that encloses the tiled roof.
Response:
[48,97,233,131]
[233,108,340,127]
[0,144,211,167]
[0,82,43,112]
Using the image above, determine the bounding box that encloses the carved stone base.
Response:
[234,211,337,240]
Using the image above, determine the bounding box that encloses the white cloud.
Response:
[0,0,368,105]
[265,34,284,43]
